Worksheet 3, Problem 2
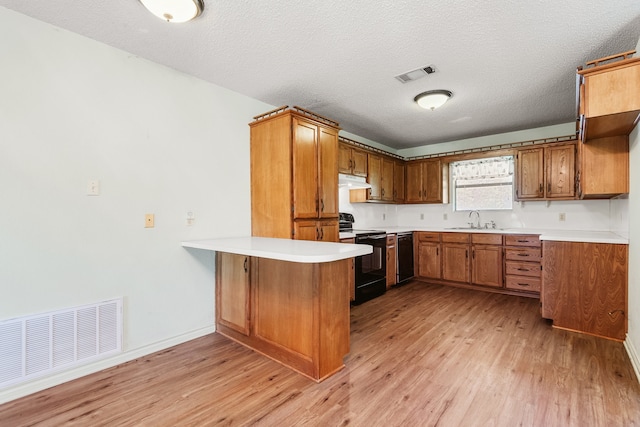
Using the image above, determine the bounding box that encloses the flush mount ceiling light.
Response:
[139,0,204,23]
[414,90,453,111]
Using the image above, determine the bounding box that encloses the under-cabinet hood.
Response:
[338,173,371,189]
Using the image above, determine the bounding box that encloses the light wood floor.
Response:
[2,281,640,426]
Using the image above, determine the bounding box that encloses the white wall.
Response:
[626,122,640,377]
[0,7,272,403]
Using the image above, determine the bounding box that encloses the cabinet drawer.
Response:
[442,233,470,243]
[504,248,541,263]
[471,233,503,245]
[504,234,541,247]
[505,275,541,292]
[417,232,440,243]
[505,261,541,277]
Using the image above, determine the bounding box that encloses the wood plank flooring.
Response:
[2,281,640,426]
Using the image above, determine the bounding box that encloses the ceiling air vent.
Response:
[395,65,436,83]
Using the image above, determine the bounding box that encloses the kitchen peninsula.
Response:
[181,237,371,381]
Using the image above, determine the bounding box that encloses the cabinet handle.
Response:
[539,183,543,193]
[320,227,324,240]
[517,253,530,257]
[608,309,625,317]
[517,268,529,271]
[517,240,529,243]
[350,159,353,169]
[436,247,439,256]
[316,228,320,241]
[465,249,468,258]
[472,250,475,259]
[243,257,248,273]
[517,283,530,287]
[320,199,324,212]
[381,189,384,197]
[547,183,551,193]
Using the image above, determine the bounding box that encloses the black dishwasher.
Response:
[396,232,414,284]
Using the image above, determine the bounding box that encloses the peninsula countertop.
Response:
[182,236,372,263]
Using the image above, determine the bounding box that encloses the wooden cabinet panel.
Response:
[216,253,250,336]
[318,220,338,242]
[405,162,424,203]
[338,144,368,177]
[393,161,405,202]
[381,158,394,201]
[546,144,576,198]
[516,148,544,199]
[472,245,503,288]
[417,232,440,243]
[295,219,338,242]
[417,242,441,279]
[424,159,443,203]
[318,126,339,218]
[386,234,397,288]
[292,117,319,219]
[578,135,629,198]
[367,153,382,200]
[505,261,540,277]
[582,59,640,118]
[504,235,540,247]
[504,247,541,263]
[442,244,469,283]
[442,232,469,244]
[340,237,356,301]
[505,276,541,293]
[542,241,627,340]
[471,234,503,245]
[351,149,368,177]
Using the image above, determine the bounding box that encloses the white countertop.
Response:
[182,236,372,263]
[341,227,628,244]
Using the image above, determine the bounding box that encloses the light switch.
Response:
[145,214,155,228]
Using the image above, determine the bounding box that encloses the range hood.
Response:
[338,173,371,189]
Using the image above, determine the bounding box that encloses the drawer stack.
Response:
[504,235,541,293]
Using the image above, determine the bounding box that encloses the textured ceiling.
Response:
[1,1,639,149]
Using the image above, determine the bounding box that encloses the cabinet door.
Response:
[381,158,394,201]
[423,159,442,203]
[393,161,405,202]
[367,153,382,200]
[292,117,319,218]
[471,245,503,288]
[318,126,339,218]
[338,143,352,174]
[579,135,629,197]
[340,237,356,301]
[417,242,441,279]
[351,149,368,177]
[294,220,320,241]
[516,148,544,200]
[546,143,576,199]
[216,253,250,335]
[442,244,470,283]
[405,162,424,203]
[318,220,338,242]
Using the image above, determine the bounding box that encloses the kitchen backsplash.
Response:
[339,187,629,234]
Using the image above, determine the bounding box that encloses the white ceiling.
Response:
[1,1,639,149]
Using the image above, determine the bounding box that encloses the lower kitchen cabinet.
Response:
[504,235,542,294]
[340,237,356,301]
[386,234,397,288]
[542,240,628,341]
[441,233,470,283]
[415,232,441,279]
[471,234,503,288]
[216,252,250,336]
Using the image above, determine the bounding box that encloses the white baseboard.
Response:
[624,337,640,384]
[0,325,216,405]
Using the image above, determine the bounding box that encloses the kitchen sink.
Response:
[445,227,504,231]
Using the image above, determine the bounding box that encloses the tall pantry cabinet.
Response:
[250,106,340,242]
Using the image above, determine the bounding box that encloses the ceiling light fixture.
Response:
[139,0,204,23]
[414,90,453,111]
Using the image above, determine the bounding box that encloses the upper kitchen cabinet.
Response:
[367,153,382,200]
[338,142,368,177]
[577,135,629,198]
[406,159,447,204]
[250,106,340,241]
[577,51,640,142]
[515,142,576,201]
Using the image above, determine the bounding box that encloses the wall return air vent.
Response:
[0,298,123,389]
[395,65,436,83]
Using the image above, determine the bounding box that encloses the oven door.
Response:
[354,234,387,304]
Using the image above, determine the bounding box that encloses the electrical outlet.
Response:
[186,211,195,226]
[443,213,448,220]
[559,213,566,222]
[87,180,100,196]
[382,213,386,221]
[145,214,155,228]
[420,213,424,220]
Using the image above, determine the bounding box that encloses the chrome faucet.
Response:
[469,210,481,229]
